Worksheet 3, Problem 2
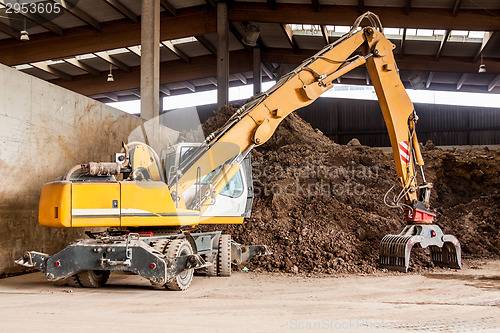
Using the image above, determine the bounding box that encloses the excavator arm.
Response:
[173,12,461,272]
[175,13,424,215]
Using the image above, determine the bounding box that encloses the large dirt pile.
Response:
[201,106,500,274]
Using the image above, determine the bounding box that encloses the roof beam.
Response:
[404,0,411,15]
[47,50,500,97]
[266,0,277,10]
[207,77,218,87]
[399,28,407,58]
[320,25,329,45]
[452,0,463,17]
[103,92,119,102]
[102,0,138,23]
[235,73,247,84]
[228,3,500,30]
[456,73,468,90]
[52,0,100,31]
[159,85,171,95]
[488,75,500,92]
[425,71,434,88]
[126,46,141,57]
[357,0,364,14]
[260,48,500,75]
[0,21,19,39]
[280,24,299,53]
[472,31,495,62]
[8,9,64,36]
[0,6,217,66]
[195,35,217,55]
[182,81,196,92]
[63,58,100,76]
[30,62,73,81]
[161,41,190,62]
[130,89,141,98]
[435,30,451,61]
[160,0,176,16]
[93,52,131,72]
[311,0,320,12]
[261,63,273,79]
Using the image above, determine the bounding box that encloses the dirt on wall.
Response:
[200,106,500,274]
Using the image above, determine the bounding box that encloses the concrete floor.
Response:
[0,261,499,333]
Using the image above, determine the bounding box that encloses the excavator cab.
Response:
[162,143,254,218]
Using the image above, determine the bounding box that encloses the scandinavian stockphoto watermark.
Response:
[253,163,380,199]
[288,317,498,331]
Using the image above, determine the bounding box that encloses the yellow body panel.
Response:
[198,217,244,225]
[72,182,121,227]
[38,180,221,228]
[39,181,72,227]
[120,181,199,227]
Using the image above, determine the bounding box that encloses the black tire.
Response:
[165,239,194,291]
[76,270,110,288]
[218,234,232,277]
[64,274,82,288]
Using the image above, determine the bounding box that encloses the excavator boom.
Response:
[174,12,461,272]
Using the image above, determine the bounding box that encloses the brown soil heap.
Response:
[201,106,500,274]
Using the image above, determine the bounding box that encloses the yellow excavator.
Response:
[16,12,461,290]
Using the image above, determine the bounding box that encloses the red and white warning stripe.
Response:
[398,140,410,164]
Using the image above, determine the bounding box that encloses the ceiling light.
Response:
[242,23,261,47]
[478,53,486,73]
[107,64,114,82]
[20,19,29,41]
[20,30,29,41]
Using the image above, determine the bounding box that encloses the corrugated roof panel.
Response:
[320,0,357,5]
[412,0,455,8]
[111,52,141,67]
[167,0,207,9]
[294,35,326,50]
[50,62,87,76]
[461,0,500,9]
[118,0,142,15]
[160,48,182,62]
[35,11,85,29]
[404,40,440,56]
[75,0,124,23]
[259,23,291,49]
[442,42,480,57]
[175,42,211,58]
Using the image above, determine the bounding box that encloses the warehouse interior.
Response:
[0,0,499,331]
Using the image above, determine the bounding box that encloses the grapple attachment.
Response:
[379,224,461,272]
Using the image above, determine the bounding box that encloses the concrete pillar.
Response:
[217,1,229,111]
[253,47,262,95]
[140,0,160,120]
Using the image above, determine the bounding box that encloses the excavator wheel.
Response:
[218,234,232,277]
[206,257,218,277]
[76,270,110,288]
[64,274,82,288]
[165,239,194,291]
[150,239,170,290]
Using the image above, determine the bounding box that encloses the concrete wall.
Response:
[0,64,145,275]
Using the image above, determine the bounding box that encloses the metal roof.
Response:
[0,0,499,103]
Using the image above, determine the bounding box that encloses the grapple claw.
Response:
[379,224,461,272]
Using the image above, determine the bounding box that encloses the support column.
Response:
[252,47,262,95]
[140,0,160,120]
[217,1,229,111]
